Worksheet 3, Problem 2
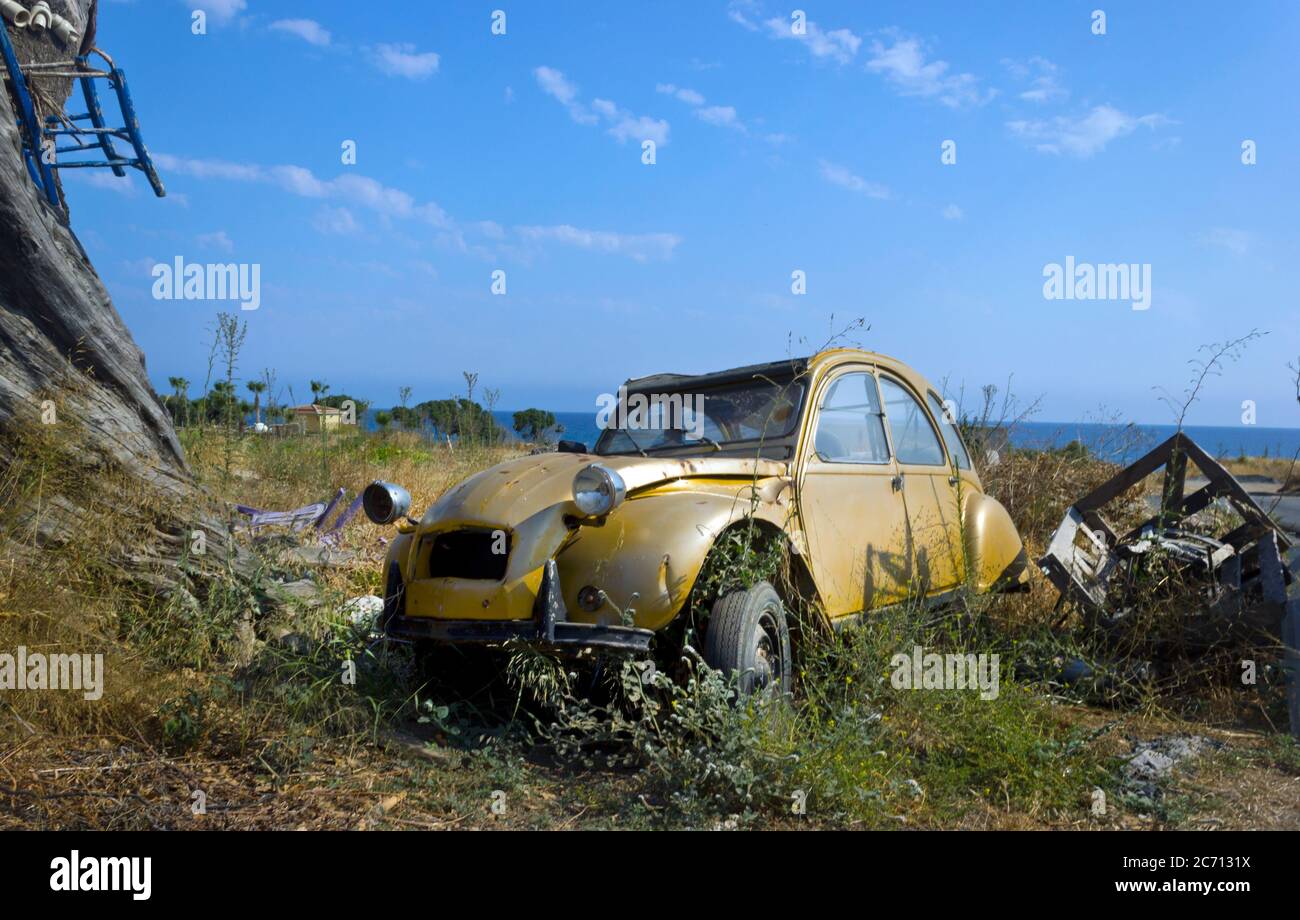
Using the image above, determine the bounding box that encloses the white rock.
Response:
[345,595,385,629]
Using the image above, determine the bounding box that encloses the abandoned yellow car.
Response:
[365,349,1028,693]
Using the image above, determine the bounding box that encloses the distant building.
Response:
[291,404,344,433]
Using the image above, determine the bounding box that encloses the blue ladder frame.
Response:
[1,23,164,209]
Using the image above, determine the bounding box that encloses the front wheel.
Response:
[704,581,791,696]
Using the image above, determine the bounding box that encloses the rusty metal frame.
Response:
[1039,432,1291,615]
[1039,432,1298,737]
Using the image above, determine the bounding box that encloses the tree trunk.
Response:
[0,2,244,586]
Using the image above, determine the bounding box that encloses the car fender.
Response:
[383,529,416,581]
[557,484,792,631]
[962,490,1027,591]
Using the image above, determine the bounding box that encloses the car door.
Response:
[797,368,912,618]
[925,390,980,584]
[877,375,964,596]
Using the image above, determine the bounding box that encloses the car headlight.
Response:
[363,480,412,525]
[572,464,626,517]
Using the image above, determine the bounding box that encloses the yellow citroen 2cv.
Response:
[365,349,1028,693]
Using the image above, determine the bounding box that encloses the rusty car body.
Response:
[366,349,1028,691]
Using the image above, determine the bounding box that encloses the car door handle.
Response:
[891,473,904,492]
[948,475,960,486]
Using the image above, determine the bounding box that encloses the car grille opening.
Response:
[427,529,510,581]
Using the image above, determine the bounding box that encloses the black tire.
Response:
[704,581,792,696]
[379,562,404,635]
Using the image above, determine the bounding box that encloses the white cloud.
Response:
[590,98,619,120]
[656,83,706,106]
[727,0,762,30]
[1007,105,1170,157]
[603,108,671,146]
[151,152,677,263]
[515,224,682,262]
[371,43,440,80]
[185,0,245,24]
[66,170,137,196]
[536,66,581,106]
[534,67,669,145]
[534,66,597,124]
[1198,227,1252,255]
[312,206,359,235]
[866,37,991,108]
[197,230,235,252]
[270,19,332,47]
[152,153,261,182]
[656,83,745,132]
[763,15,861,64]
[1002,56,1067,104]
[942,204,964,221]
[122,256,159,278]
[696,105,741,128]
[1020,84,1062,104]
[818,160,890,199]
[154,153,453,227]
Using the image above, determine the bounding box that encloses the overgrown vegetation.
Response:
[2,336,1296,829]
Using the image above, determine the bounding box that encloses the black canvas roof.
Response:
[623,355,810,392]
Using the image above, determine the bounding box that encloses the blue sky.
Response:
[66,0,1300,425]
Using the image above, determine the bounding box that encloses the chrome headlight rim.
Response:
[572,464,626,517]
[362,480,412,525]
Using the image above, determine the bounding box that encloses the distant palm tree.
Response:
[246,380,266,426]
[210,380,236,426]
[310,379,329,406]
[168,376,190,427]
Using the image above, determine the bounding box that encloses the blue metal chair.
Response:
[1,23,164,209]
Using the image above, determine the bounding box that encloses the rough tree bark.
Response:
[0,0,185,482]
[0,1,243,587]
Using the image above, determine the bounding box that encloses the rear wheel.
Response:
[704,581,791,696]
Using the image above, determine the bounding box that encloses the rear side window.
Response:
[879,377,946,466]
[813,372,890,463]
[926,392,972,470]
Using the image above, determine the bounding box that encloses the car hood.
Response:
[422,451,789,529]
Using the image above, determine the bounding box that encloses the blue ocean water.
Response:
[1005,421,1300,463]
[361,408,1300,463]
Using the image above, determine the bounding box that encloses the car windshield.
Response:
[595,379,805,456]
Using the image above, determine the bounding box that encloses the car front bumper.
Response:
[383,559,654,655]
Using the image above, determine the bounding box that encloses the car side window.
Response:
[878,377,946,466]
[812,372,890,463]
[926,391,972,470]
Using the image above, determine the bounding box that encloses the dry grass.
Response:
[0,420,524,828]
[1220,456,1300,491]
[183,427,526,596]
[3,411,1297,830]
[185,427,523,515]
[978,447,1149,554]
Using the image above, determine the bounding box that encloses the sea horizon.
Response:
[350,407,1300,463]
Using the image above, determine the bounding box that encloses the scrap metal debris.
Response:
[235,486,364,544]
[1123,734,1221,802]
[1040,432,1292,627]
[1039,432,1298,734]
